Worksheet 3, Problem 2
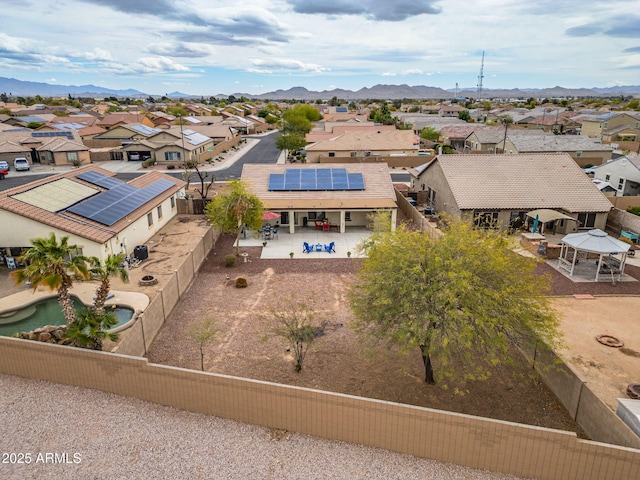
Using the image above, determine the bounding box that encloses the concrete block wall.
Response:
[0,336,638,480]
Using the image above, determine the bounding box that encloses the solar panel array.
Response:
[76,171,126,190]
[268,168,365,191]
[32,131,74,140]
[68,175,175,226]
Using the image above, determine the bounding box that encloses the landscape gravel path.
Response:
[0,374,528,480]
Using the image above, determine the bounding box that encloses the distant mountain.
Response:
[1,76,639,100]
[233,84,640,101]
[0,77,145,97]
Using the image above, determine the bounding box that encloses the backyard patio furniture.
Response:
[315,243,323,252]
[324,242,335,253]
[302,242,313,254]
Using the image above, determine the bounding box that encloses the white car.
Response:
[0,160,9,171]
[14,158,30,171]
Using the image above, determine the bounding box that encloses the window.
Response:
[350,151,357,157]
[110,151,124,161]
[605,174,610,181]
[328,152,335,157]
[618,178,625,191]
[170,196,175,209]
[575,151,582,157]
[67,152,78,162]
[165,151,180,161]
[345,211,351,221]
[603,122,608,129]
[147,212,153,227]
[473,211,499,229]
[577,213,596,229]
[157,205,163,219]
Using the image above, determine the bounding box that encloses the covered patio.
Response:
[557,229,632,282]
[525,208,578,234]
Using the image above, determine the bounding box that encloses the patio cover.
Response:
[526,209,577,224]
[558,229,630,281]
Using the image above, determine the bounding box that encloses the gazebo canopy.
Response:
[561,229,630,254]
[526,209,577,224]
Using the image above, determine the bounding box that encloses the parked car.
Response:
[14,157,30,171]
[0,160,9,171]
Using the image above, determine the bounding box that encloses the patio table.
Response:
[315,243,323,252]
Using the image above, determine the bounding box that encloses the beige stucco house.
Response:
[0,165,185,263]
[412,153,612,232]
[305,130,419,163]
[497,134,613,167]
[580,113,640,139]
[241,163,398,233]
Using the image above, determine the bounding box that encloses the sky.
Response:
[1,0,639,96]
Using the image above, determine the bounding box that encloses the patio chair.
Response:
[302,242,313,254]
[324,242,335,253]
[271,226,279,239]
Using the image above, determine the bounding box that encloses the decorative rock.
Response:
[38,332,51,342]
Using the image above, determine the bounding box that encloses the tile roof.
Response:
[305,129,418,152]
[427,153,613,212]
[0,165,185,244]
[241,163,397,210]
[509,135,613,152]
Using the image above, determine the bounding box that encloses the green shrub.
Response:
[626,206,640,216]
[224,254,236,267]
[142,158,155,168]
[235,277,248,288]
[619,236,634,245]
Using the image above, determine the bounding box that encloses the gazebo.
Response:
[558,229,631,281]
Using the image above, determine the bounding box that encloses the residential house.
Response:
[592,155,640,196]
[438,104,464,117]
[580,113,640,139]
[0,165,185,262]
[464,127,507,153]
[497,134,613,167]
[412,153,612,232]
[96,113,154,130]
[305,129,419,163]
[0,129,89,167]
[241,163,397,233]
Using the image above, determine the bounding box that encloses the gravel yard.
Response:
[0,374,528,480]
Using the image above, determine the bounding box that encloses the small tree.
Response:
[65,307,119,351]
[184,158,215,199]
[349,218,559,389]
[267,302,320,372]
[204,180,264,255]
[419,126,440,142]
[188,317,219,371]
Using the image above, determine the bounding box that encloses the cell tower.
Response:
[477,51,485,102]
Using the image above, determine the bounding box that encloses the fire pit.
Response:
[595,334,624,348]
[627,383,640,400]
[139,275,158,287]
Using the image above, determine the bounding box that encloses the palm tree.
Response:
[65,307,119,351]
[13,233,89,324]
[89,254,128,315]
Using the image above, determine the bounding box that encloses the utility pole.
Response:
[476,51,485,102]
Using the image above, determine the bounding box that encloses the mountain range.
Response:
[1,76,639,101]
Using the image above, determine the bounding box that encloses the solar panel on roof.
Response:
[76,171,128,190]
[347,173,365,190]
[67,179,174,226]
[267,169,365,192]
[268,173,285,190]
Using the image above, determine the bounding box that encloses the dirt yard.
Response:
[147,233,587,437]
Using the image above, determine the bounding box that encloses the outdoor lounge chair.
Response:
[324,242,335,253]
[302,242,313,254]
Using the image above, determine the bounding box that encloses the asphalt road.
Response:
[0,132,283,191]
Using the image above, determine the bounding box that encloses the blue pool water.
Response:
[0,296,134,337]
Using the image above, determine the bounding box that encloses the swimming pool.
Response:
[0,296,134,337]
